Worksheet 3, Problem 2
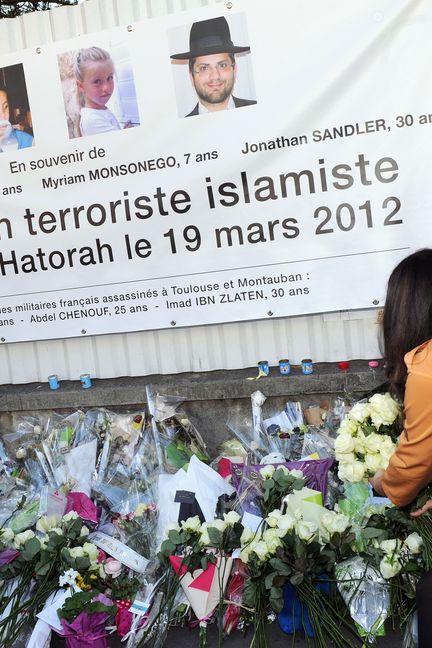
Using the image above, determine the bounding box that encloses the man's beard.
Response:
[194,79,234,105]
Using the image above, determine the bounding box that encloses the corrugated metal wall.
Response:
[0,0,381,384]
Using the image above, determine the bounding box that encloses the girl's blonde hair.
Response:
[74,46,113,82]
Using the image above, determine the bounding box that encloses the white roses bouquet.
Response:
[335,393,401,483]
[376,532,423,579]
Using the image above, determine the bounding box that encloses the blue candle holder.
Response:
[301,359,313,375]
[80,373,92,389]
[279,359,291,375]
[48,374,60,390]
[257,360,270,375]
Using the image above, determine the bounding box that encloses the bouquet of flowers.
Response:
[57,590,117,648]
[111,501,158,562]
[231,459,333,518]
[152,392,209,472]
[336,501,424,643]
[241,504,358,648]
[0,510,99,647]
[154,512,244,647]
[334,481,426,641]
[335,393,401,483]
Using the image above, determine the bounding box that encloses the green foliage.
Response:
[19,537,41,562]
[58,589,117,623]
[111,574,140,601]
[242,578,258,608]
[269,557,291,576]
[207,527,223,547]
[46,532,67,552]
[0,2,78,20]
[260,468,305,517]
[167,530,182,545]
[34,550,53,577]
[269,585,284,612]
[60,547,91,572]
[62,517,84,541]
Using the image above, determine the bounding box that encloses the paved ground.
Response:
[50,622,404,646]
[163,624,403,647]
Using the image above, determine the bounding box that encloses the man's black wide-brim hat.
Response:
[171,16,250,60]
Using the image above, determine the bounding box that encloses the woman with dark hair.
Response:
[369,248,432,647]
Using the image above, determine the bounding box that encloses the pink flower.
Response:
[97,549,107,563]
[104,557,122,578]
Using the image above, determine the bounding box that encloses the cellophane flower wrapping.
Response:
[153,392,209,473]
[93,410,147,509]
[223,558,248,634]
[170,554,233,627]
[59,592,115,648]
[335,556,389,640]
[2,415,49,490]
[226,398,306,463]
[41,412,82,487]
[231,457,333,517]
[96,423,161,563]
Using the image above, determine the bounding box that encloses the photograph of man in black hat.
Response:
[170,15,256,117]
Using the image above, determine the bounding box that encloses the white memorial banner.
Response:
[0,0,430,342]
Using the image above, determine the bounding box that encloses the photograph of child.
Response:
[58,44,140,139]
[0,63,34,152]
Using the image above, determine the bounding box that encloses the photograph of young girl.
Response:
[57,43,140,139]
[0,63,34,152]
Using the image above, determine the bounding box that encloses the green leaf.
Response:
[166,443,188,469]
[294,537,306,558]
[20,537,41,561]
[207,527,223,547]
[35,562,51,577]
[168,530,182,545]
[160,539,176,556]
[225,524,242,552]
[265,572,276,589]
[362,527,386,539]
[292,478,305,491]
[270,585,283,599]
[330,531,341,547]
[64,518,83,540]
[58,589,116,623]
[273,574,286,588]
[47,533,67,551]
[269,586,284,612]
[290,571,304,586]
[269,557,291,575]
[404,561,422,573]
[273,470,288,485]
[243,580,257,607]
[74,556,91,571]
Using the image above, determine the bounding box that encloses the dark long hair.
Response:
[383,249,432,399]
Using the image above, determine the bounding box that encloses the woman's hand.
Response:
[410,500,432,518]
[369,469,385,495]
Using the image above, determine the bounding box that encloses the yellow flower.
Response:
[75,574,91,591]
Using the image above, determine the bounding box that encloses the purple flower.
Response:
[0,548,20,567]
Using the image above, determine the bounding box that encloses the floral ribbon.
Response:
[190,613,214,629]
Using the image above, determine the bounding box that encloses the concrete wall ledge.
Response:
[0,361,386,412]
